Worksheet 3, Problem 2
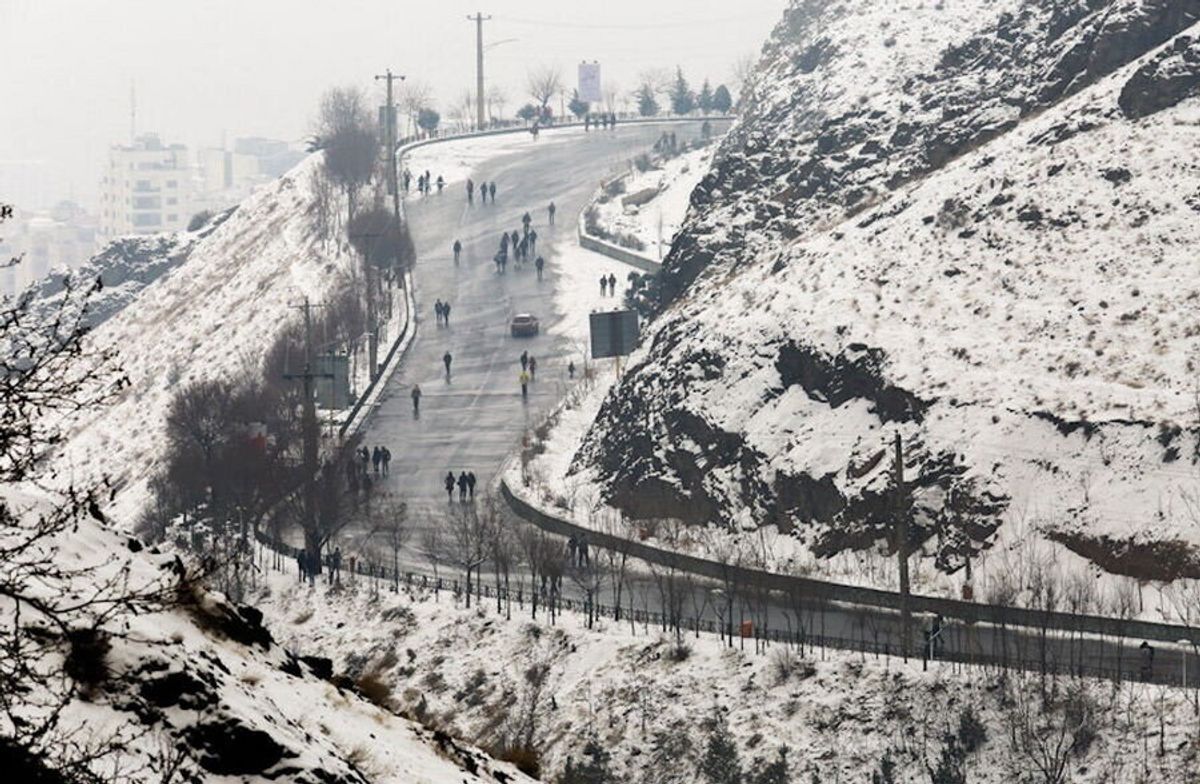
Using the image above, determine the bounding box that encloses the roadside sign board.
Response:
[314,354,351,410]
[589,309,639,359]
[578,61,602,104]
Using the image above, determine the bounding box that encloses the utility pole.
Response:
[467,12,491,130]
[374,69,405,221]
[283,299,333,568]
[891,431,912,660]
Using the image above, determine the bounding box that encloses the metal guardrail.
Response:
[499,479,1200,646]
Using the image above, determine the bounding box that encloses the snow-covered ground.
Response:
[0,485,533,783]
[566,0,1200,604]
[588,142,717,261]
[253,561,1200,784]
[44,155,371,526]
[402,127,587,192]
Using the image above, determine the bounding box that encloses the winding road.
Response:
[337,122,1195,691]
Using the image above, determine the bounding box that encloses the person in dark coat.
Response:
[529,355,537,380]
[466,179,475,203]
[510,230,519,249]
[296,550,305,582]
[547,201,556,225]
[528,229,537,255]
[600,275,607,296]
[443,351,453,377]
[520,351,529,372]
[607,273,617,296]
[372,446,382,474]
[568,360,576,379]
[466,471,476,499]
[457,471,469,502]
[381,446,391,475]
[411,384,422,415]
[453,239,462,263]
[535,256,545,281]
[489,182,497,201]
[522,212,532,235]
[444,471,456,501]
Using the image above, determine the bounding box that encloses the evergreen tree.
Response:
[749,747,791,784]
[516,103,539,122]
[698,79,715,113]
[712,84,733,113]
[416,107,440,133]
[636,85,660,117]
[641,726,695,784]
[669,66,695,115]
[698,710,741,784]
[568,89,590,119]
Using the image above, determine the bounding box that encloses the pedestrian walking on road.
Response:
[535,256,545,281]
[467,471,476,500]
[600,275,607,296]
[522,212,532,236]
[360,446,370,476]
[458,471,469,502]
[381,446,391,475]
[489,182,497,202]
[436,175,445,192]
[607,273,617,297]
[443,302,451,326]
[518,237,528,262]
[528,355,537,380]
[548,201,556,225]
[519,370,530,400]
[443,351,453,378]
[453,240,462,264]
[467,179,475,203]
[411,384,422,416]
[528,229,537,255]
[510,230,519,250]
[494,251,505,273]
[520,350,529,372]
[568,360,576,379]
[444,471,456,502]
[372,446,382,474]
[435,300,444,325]
[501,232,510,253]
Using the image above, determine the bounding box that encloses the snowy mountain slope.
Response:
[251,568,1200,784]
[20,208,236,332]
[2,493,533,784]
[46,155,354,525]
[573,1,1200,583]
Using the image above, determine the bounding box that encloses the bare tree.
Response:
[486,85,508,125]
[481,495,517,618]
[1,276,171,779]
[443,504,490,608]
[398,79,433,137]
[366,494,409,591]
[527,65,564,113]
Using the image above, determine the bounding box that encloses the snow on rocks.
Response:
[571,0,1200,591]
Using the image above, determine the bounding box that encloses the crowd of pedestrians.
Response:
[443,470,478,502]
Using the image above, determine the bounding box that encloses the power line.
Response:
[492,12,775,31]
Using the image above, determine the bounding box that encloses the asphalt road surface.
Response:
[334,122,1195,690]
[365,122,710,512]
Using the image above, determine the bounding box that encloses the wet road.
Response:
[365,122,710,514]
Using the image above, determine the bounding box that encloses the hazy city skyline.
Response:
[0,0,782,211]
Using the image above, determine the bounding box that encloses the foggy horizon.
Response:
[0,0,782,210]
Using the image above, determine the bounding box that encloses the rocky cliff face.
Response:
[572,0,1200,580]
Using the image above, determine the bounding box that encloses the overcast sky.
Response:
[0,0,784,210]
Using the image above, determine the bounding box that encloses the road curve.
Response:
[365,122,710,514]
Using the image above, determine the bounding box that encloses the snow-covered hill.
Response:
[46,155,358,525]
[573,1,1200,585]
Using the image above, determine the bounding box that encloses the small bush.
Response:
[956,704,987,752]
[356,671,393,709]
[770,647,815,684]
[64,627,111,694]
[488,744,541,778]
[667,640,692,662]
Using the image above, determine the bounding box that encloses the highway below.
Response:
[331,122,1195,690]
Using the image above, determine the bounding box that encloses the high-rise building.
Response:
[98,134,193,242]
